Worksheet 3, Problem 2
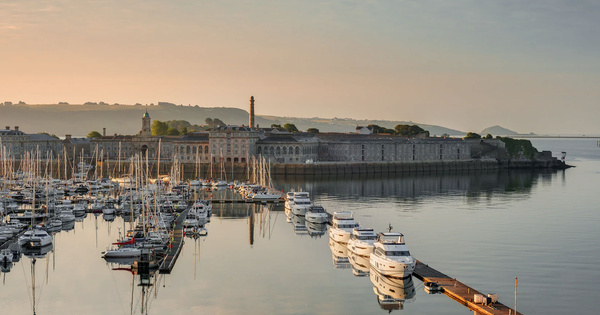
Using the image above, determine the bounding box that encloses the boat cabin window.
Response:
[353,235,377,241]
[337,223,358,229]
[374,248,385,256]
[385,250,411,256]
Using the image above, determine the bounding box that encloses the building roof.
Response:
[258,134,299,144]
[29,134,60,141]
[177,132,210,142]
[0,130,26,136]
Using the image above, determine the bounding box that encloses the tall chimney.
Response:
[5,126,9,130]
[249,96,255,128]
[14,126,18,131]
[103,128,106,136]
[65,134,72,140]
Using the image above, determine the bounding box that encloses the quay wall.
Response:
[1,158,566,180]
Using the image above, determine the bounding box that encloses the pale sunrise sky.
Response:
[1,0,599,134]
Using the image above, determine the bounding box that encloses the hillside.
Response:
[0,103,463,136]
[480,125,518,136]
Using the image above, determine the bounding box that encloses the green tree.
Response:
[306,128,320,133]
[368,124,395,134]
[151,120,169,135]
[394,124,426,136]
[283,123,299,133]
[205,118,213,126]
[213,118,226,127]
[87,131,102,138]
[271,124,283,130]
[166,127,180,136]
[181,127,188,135]
[485,134,493,139]
[464,132,481,139]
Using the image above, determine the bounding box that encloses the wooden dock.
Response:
[158,209,188,274]
[413,260,522,315]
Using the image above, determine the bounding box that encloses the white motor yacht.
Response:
[102,246,141,258]
[0,248,13,264]
[18,228,53,248]
[291,192,311,216]
[305,205,329,224]
[369,233,416,279]
[347,227,378,256]
[328,211,359,243]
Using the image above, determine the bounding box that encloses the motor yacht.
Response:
[305,205,329,224]
[347,227,378,256]
[369,233,416,278]
[328,211,359,243]
[18,228,53,248]
[290,192,311,216]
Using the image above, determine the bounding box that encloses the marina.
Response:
[0,138,599,314]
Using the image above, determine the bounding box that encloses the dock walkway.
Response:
[158,209,188,274]
[413,260,522,315]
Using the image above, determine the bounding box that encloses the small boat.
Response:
[305,205,329,224]
[102,247,141,258]
[423,281,443,294]
[328,211,359,244]
[347,227,378,256]
[369,232,416,279]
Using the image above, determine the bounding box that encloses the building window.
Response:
[295,146,300,155]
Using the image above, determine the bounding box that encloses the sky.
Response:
[1,0,599,134]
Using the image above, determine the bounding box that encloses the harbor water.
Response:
[1,138,598,314]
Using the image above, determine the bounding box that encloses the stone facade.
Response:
[1,112,474,165]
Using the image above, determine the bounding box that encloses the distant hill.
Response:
[260,116,464,136]
[480,125,518,136]
[0,103,464,137]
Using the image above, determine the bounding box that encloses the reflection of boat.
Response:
[0,248,12,264]
[370,268,416,311]
[328,211,359,244]
[348,250,370,277]
[292,214,308,235]
[328,238,350,269]
[347,227,377,256]
[370,233,416,279]
[306,221,327,238]
[103,256,139,265]
[305,205,329,224]
[22,243,54,259]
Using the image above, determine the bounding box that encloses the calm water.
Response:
[1,138,599,314]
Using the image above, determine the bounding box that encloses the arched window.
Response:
[276,146,281,155]
[186,145,191,154]
[180,146,185,154]
[257,146,262,154]
[269,146,275,155]
[283,146,287,154]
[295,146,300,155]
[289,146,293,155]
[204,145,209,154]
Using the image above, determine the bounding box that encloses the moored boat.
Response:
[369,232,416,279]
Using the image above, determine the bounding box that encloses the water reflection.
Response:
[306,221,327,238]
[329,239,351,269]
[370,269,416,312]
[276,170,560,202]
[348,251,370,277]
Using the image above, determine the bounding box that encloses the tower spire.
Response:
[249,96,255,128]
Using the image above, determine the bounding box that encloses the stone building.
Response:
[256,132,319,164]
[209,126,258,163]
[0,126,62,159]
